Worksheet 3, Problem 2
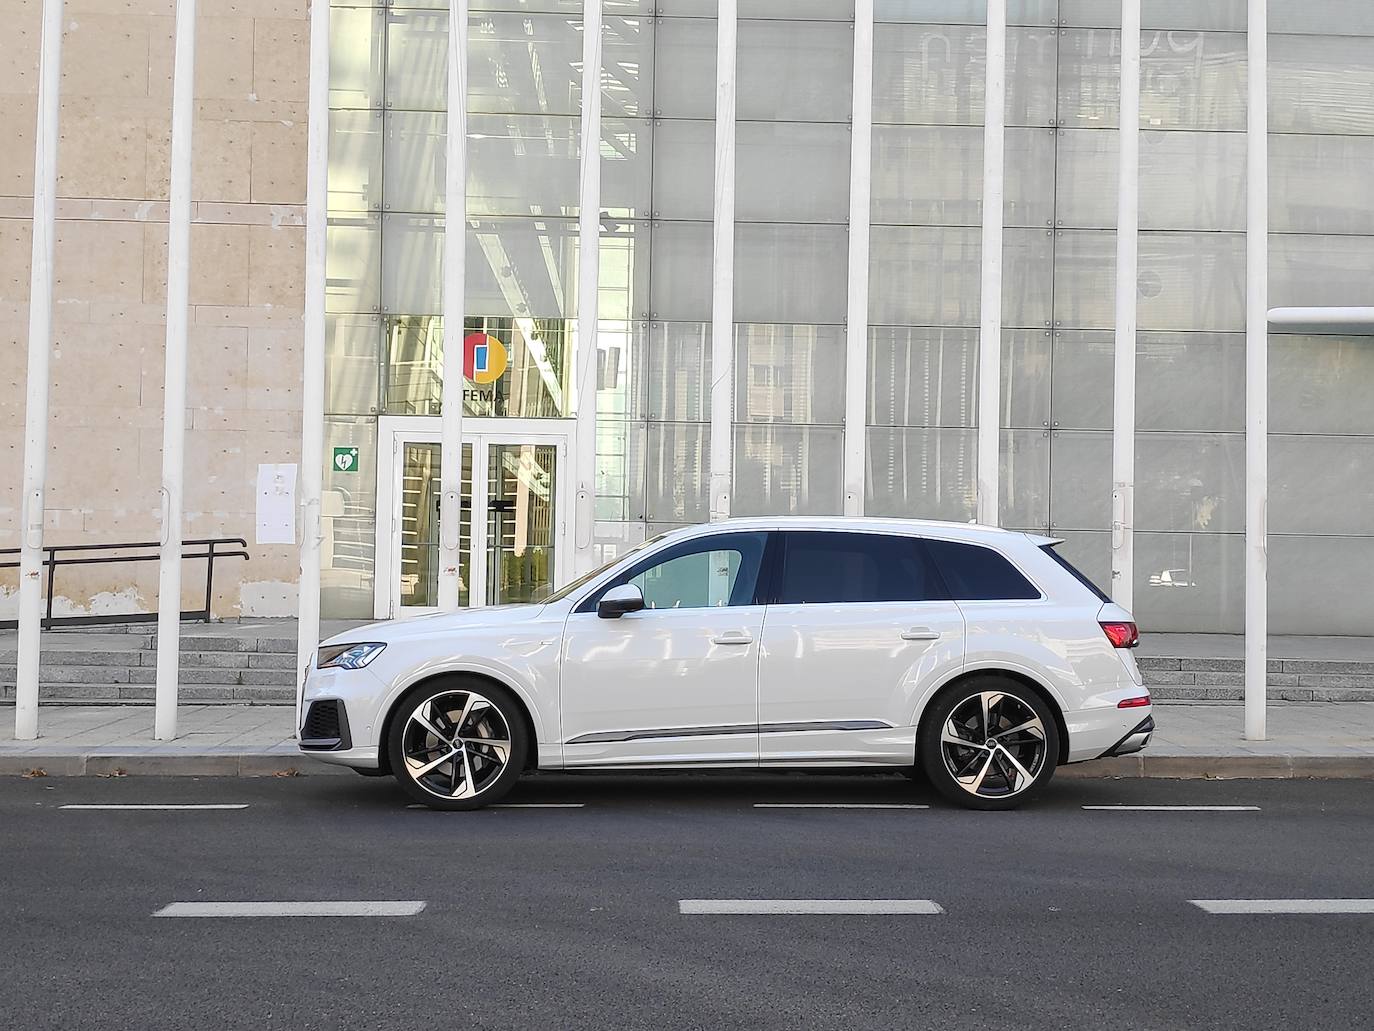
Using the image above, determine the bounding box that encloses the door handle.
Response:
[712,632,753,646]
[901,627,941,641]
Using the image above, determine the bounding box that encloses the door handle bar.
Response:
[901,627,941,641]
[711,632,753,645]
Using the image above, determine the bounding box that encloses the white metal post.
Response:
[437,0,470,608]
[976,0,1006,526]
[154,0,199,741]
[842,0,874,517]
[296,0,331,725]
[1110,0,1140,609]
[572,0,604,574]
[14,0,65,741]
[708,0,737,523]
[1244,0,1268,740]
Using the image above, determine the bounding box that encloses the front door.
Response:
[375,419,569,618]
[559,531,771,768]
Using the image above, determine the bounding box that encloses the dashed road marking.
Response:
[1082,805,1260,812]
[680,899,945,915]
[754,803,930,810]
[405,802,586,809]
[153,901,427,918]
[60,804,250,811]
[1191,899,1374,915]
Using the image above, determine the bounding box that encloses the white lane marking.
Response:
[405,803,585,809]
[60,804,250,811]
[1191,899,1374,915]
[153,901,426,918]
[493,803,586,808]
[1082,805,1260,812]
[680,899,944,915]
[754,803,930,810]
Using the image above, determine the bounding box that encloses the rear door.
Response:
[756,530,965,765]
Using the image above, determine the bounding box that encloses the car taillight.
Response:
[1100,620,1139,649]
[1118,695,1151,708]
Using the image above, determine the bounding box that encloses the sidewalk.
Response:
[2,702,1372,779]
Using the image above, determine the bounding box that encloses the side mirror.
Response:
[597,583,645,619]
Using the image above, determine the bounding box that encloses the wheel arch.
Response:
[376,670,542,775]
[915,667,1071,766]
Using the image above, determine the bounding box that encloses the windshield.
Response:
[537,533,670,604]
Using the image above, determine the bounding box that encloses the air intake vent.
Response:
[301,700,350,750]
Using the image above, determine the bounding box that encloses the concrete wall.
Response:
[0,0,308,618]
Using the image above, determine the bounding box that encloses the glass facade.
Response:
[323,0,1374,635]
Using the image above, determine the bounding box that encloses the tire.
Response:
[386,676,529,810]
[918,675,1060,811]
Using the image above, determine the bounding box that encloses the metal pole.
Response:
[296,0,330,727]
[708,0,737,523]
[842,0,874,518]
[572,0,604,574]
[1245,0,1268,740]
[437,0,470,608]
[154,0,199,741]
[14,0,65,741]
[1111,0,1140,609]
[976,0,1006,526]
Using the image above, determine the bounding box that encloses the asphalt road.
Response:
[2,772,1373,1031]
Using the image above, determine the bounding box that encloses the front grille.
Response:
[301,700,350,750]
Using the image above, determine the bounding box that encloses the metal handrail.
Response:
[0,538,249,629]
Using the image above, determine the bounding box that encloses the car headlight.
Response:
[316,642,387,670]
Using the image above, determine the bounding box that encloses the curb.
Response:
[1058,754,1374,780]
[1,754,1373,779]
[0,754,353,778]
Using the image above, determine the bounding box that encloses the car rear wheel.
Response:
[919,676,1059,811]
[387,677,528,810]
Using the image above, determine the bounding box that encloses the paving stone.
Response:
[127,668,242,685]
[240,669,296,686]
[1297,674,1374,689]
[248,652,298,669]
[1281,659,1374,675]
[1141,671,1196,685]
[253,637,300,653]
[0,665,129,684]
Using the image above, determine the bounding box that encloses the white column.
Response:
[976,0,1006,526]
[296,0,330,724]
[437,0,470,608]
[14,0,65,741]
[1110,0,1140,609]
[842,0,874,517]
[1245,0,1268,741]
[572,0,604,574]
[708,0,737,523]
[154,0,199,741]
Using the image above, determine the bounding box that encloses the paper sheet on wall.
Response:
[256,463,298,545]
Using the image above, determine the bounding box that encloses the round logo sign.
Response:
[462,333,509,385]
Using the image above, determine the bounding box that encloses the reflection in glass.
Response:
[487,444,558,604]
[399,443,472,609]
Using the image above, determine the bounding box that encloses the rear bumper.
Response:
[1102,715,1155,758]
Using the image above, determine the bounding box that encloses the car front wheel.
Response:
[918,676,1060,811]
[387,677,528,810]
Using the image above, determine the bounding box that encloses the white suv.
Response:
[299,518,1153,811]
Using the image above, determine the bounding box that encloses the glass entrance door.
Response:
[376,421,568,618]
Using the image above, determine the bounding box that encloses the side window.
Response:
[776,532,949,604]
[924,539,1040,601]
[580,533,768,612]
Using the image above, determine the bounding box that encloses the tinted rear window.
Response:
[1040,543,1112,603]
[776,532,949,604]
[924,539,1040,601]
